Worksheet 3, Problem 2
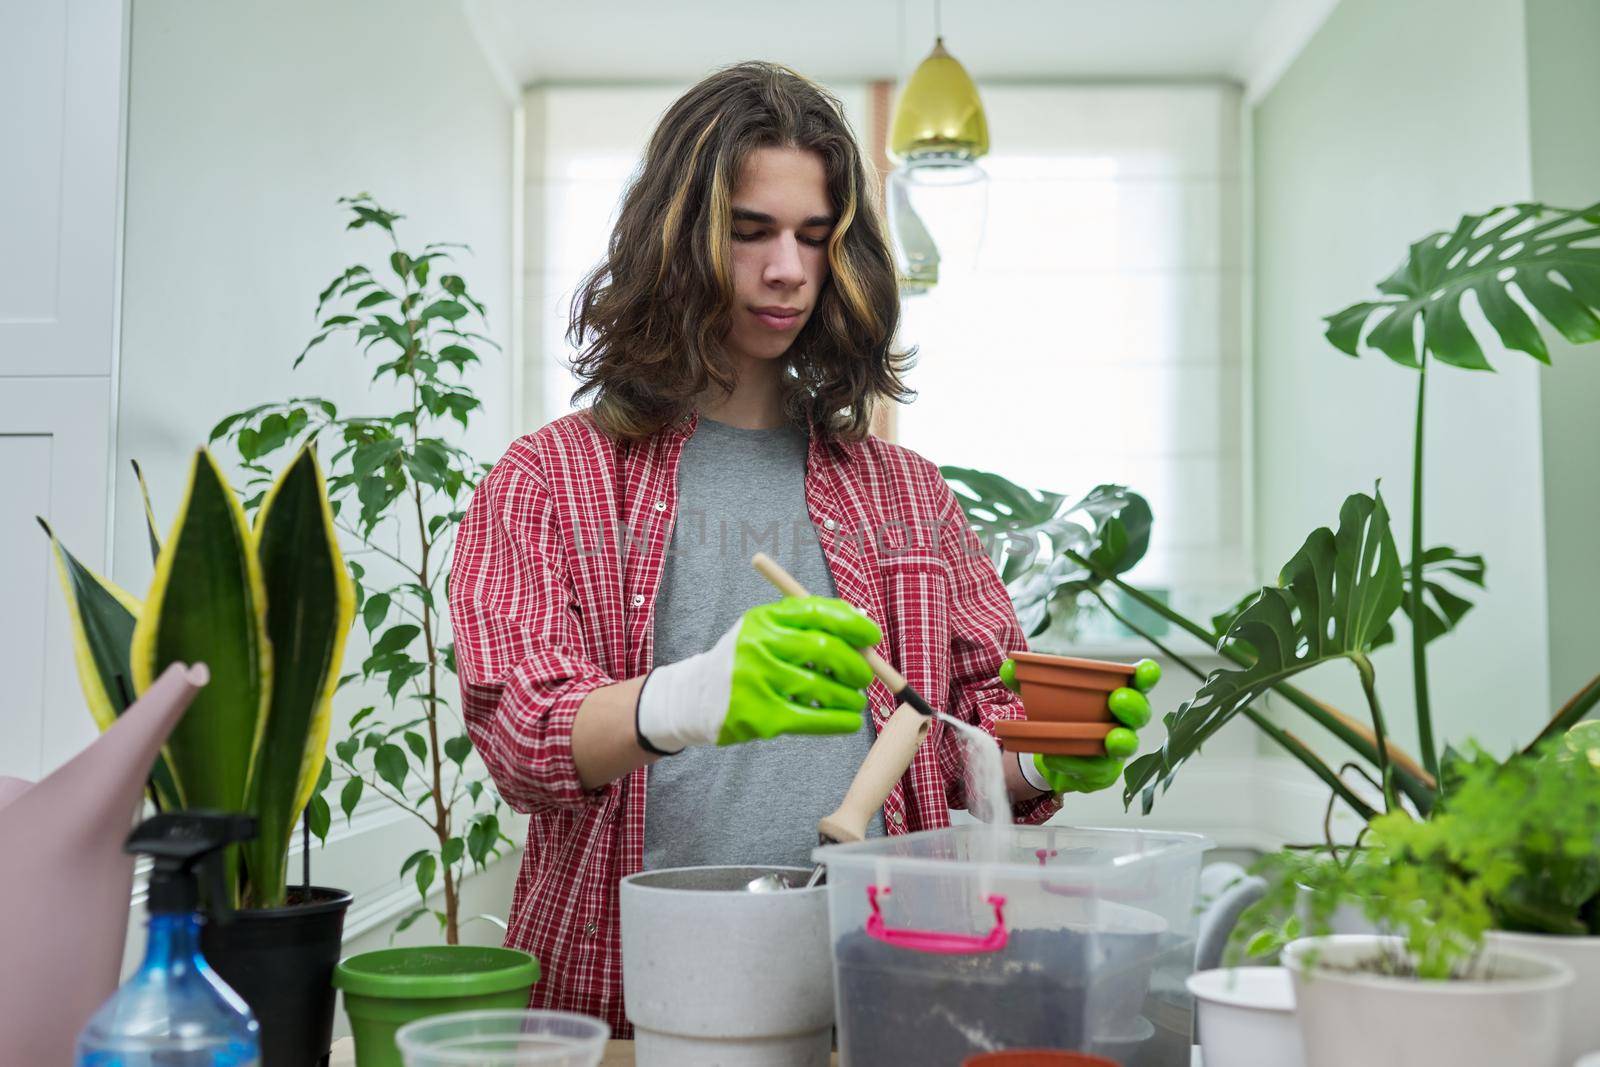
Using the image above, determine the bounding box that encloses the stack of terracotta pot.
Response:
[994,652,1136,757]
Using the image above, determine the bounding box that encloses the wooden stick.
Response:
[818,703,928,843]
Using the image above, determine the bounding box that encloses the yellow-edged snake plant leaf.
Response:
[131,459,163,564]
[244,444,354,906]
[36,517,183,811]
[1325,201,1600,369]
[1124,489,1403,813]
[130,449,271,820]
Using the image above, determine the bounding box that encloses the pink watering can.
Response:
[0,661,209,1065]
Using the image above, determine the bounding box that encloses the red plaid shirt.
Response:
[449,407,1055,1036]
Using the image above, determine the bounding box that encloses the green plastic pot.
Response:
[334,945,540,1067]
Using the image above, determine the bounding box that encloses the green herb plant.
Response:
[1234,729,1600,980]
[209,195,513,943]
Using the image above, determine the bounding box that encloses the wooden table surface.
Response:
[332,1037,1200,1064]
[330,1038,835,1064]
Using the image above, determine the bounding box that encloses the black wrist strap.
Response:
[634,667,682,757]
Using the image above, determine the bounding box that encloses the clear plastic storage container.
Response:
[815,824,1209,1067]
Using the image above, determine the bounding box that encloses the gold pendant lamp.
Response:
[887,6,990,295]
[890,36,989,165]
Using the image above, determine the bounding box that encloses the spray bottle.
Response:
[75,812,261,1067]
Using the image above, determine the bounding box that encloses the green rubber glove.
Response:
[636,595,883,751]
[999,656,1161,795]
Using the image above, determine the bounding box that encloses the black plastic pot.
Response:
[201,885,354,1067]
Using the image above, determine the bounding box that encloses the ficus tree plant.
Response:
[209,194,513,943]
[944,200,1600,830]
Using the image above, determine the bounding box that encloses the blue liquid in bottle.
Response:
[75,913,260,1067]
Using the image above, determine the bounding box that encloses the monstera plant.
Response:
[936,474,1151,640]
[945,200,1600,826]
[40,444,353,907]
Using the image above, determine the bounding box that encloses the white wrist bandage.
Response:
[1018,750,1055,794]
[635,620,739,752]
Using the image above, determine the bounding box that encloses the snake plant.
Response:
[41,443,353,908]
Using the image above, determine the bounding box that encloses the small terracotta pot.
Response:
[1000,652,1136,756]
[962,1050,1121,1067]
[994,720,1113,756]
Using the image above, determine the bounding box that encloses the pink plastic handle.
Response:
[1035,847,1087,897]
[864,885,1009,955]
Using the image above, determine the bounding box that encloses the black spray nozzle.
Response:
[126,811,257,921]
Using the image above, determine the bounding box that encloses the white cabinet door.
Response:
[0,380,113,779]
[0,0,126,377]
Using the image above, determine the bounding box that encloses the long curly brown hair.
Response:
[567,61,915,445]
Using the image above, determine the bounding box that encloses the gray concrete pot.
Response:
[621,866,833,1067]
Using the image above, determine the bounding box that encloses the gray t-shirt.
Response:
[642,414,885,871]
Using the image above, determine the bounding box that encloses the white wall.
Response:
[1525,0,1600,712]
[116,0,522,958]
[1252,0,1549,763]
[118,0,517,580]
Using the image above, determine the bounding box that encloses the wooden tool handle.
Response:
[817,700,930,843]
[750,551,932,844]
[751,551,910,694]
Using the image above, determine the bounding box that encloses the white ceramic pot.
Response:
[1485,930,1600,1065]
[620,866,833,1067]
[1186,966,1303,1067]
[1284,934,1573,1067]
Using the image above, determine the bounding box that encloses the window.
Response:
[894,85,1247,636]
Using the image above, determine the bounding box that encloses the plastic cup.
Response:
[394,1009,609,1067]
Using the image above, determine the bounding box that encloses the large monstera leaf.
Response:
[939,467,1151,637]
[1400,547,1486,645]
[1209,544,1486,653]
[1125,489,1404,813]
[1325,201,1600,369]
[940,467,1068,584]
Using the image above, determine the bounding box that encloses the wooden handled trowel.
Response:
[748,552,936,890]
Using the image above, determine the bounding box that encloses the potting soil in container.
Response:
[836,925,1162,1057]
[815,825,1208,1067]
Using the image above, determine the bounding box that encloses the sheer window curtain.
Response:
[521,82,1246,647]
[894,84,1248,645]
